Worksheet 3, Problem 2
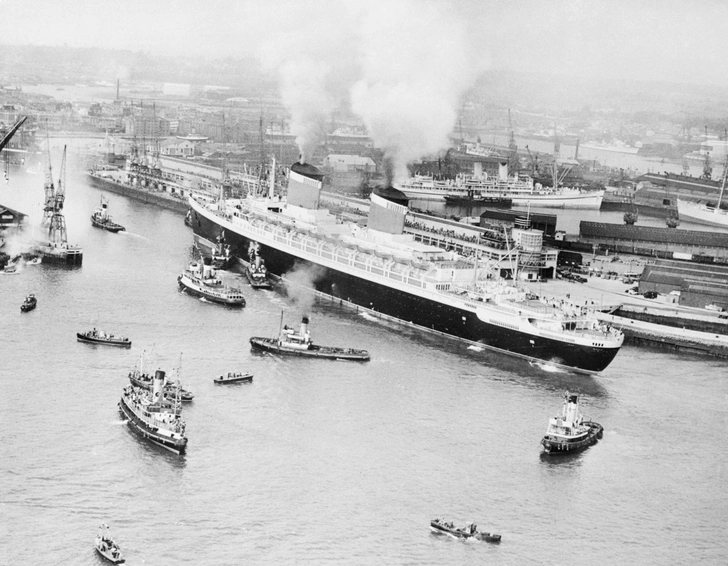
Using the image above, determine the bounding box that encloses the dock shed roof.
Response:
[580,222,728,247]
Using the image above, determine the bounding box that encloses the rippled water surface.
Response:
[1,158,727,565]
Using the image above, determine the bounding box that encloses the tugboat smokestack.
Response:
[300,315,309,336]
[152,370,166,403]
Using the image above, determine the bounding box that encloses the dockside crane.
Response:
[47,146,68,246]
[42,134,56,226]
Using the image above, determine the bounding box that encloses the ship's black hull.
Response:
[118,399,187,454]
[91,217,126,232]
[191,209,619,373]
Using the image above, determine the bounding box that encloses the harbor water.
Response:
[1,157,727,565]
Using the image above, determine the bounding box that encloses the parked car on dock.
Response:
[626,286,639,295]
[705,304,725,312]
[643,291,658,299]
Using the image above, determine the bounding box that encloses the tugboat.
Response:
[119,369,188,454]
[91,196,126,232]
[177,259,245,306]
[214,371,254,384]
[128,362,194,402]
[250,315,370,361]
[245,255,272,289]
[94,523,125,564]
[77,328,131,347]
[193,233,233,270]
[20,293,37,312]
[430,518,501,543]
[541,391,603,455]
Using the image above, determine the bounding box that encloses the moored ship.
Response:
[189,161,623,373]
[118,369,187,454]
[397,162,603,209]
[676,164,728,228]
[541,391,603,455]
[177,259,245,306]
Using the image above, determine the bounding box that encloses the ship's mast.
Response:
[717,158,728,210]
[269,155,276,199]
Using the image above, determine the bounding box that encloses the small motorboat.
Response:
[541,391,603,455]
[214,371,254,384]
[77,328,131,347]
[94,523,125,564]
[430,518,501,542]
[20,294,37,312]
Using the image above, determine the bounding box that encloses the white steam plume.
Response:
[282,261,326,314]
[251,0,487,172]
[278,58,332,163]
[350,0,487,183]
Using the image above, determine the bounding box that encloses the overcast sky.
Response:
[1,0,726,88]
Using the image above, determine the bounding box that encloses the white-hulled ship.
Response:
[676,164,728,228]
[541,391,603,454]
[118,369,187,454]
[397,162,603,209]
[177,259,246,306]
[189,161,623,374]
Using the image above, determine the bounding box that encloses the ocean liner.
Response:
[189,161,623,373]
[397,162,603,208]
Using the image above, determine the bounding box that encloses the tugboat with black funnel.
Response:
[245,249,272,289]
[20,293,37,312]
[128,362,194,402]
[430,518,501,542]
[91,196,126,232]
[77,328,131,347]
[119,369,188,454]
[250,314,370,361]
[541,391,603,455]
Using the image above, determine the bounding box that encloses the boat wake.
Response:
[467,345,484,352]
[120,232,149,241]
[112,419,129,425]
[359,312,378,322]
[529,360,565,373]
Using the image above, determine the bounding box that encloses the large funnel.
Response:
[367,193,407,234]
[499,161,509,181]
[288,162,324,209]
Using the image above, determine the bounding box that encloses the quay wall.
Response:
[88,175,189,215]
